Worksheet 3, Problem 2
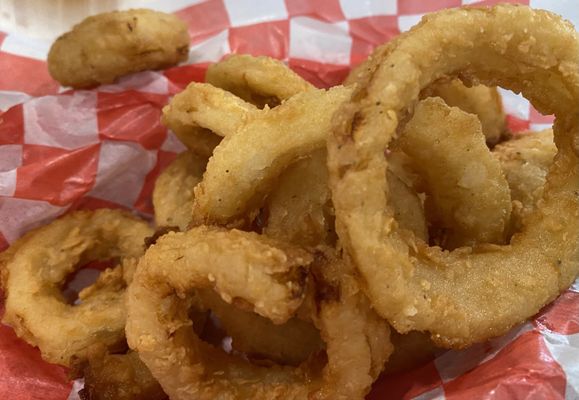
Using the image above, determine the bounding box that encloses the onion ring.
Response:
[205,54,314,108]
[397,96,512,248]
[191,86,353,227]
[126,236,391,400]
[47,9,189,88]
[1,209,153,365]
[161,83,258,157]
[328,4,579,347]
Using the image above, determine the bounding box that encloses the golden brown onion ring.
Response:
[1,209,153,366]
[397,97,512,248]
[161,83,258,157]
[47,9,189,88]
[328,4,579,348]
[126,231,391,400]
[164,55,312,157]
[206,54,314,108]
[152,151,207,230]
[191,86,352,227]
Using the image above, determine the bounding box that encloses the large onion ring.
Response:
[328,4,579,347]
[1,209,153,365]
[126,230,391,399]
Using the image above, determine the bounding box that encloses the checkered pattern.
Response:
[0,1,576,399]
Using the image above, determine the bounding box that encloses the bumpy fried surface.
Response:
[328,4,579,347]
[493,129,556,233]
[153,151,207,230]
[127,241,391,400]
[48,9,189,88]
[163,55,312,157]
[1,210,153,366]
[398,97,512,248]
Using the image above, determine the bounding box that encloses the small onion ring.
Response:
[161,82,258,157]
[205,54,314,108]
[328,4,579,347]
[1,209,153,365]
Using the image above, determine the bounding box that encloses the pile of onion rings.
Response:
[1,4,577,400]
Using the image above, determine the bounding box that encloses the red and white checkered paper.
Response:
[0,0,578,399]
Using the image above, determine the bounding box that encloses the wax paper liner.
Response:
[0,0,578,399]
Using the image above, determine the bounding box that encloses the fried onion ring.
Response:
[126,237,391,400]
[328,4,579,347]
[161,83,258,157]
[1,209,153,365]
[264,148,335,247]
[191,86,353,226]
[206,54,314,108]
[47,9,189,88]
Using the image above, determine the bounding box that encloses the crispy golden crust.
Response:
[48,9,189,88]
[328,4,579,347]
[198,289,323,366]
[163,55,312,157]
[264,149,335,247]
[161,82,258,157]
[2,210,153,366]
[126,242,391,400]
